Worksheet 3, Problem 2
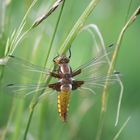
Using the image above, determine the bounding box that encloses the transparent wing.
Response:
[4,55,51,82]
[73,49,119,95]
[80,73,119,95]
[73,49,111,79]
[1,55,58,99]
[2,82,53,98]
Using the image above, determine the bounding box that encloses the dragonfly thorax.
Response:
[60,84,72,92]
[60,63,71,74]
[60,77,73,85]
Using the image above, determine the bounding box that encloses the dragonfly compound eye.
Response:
[56,56,69,64]
[61,57,69,64]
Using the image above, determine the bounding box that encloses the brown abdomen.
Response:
[58,91,70,122]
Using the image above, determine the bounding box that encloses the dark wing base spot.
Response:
[48,82,61,91]
[72,80,84,90]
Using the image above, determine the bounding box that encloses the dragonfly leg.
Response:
[72,69,81,77]
[53,55,59,63]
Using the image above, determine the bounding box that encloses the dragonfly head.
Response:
[53,55,70,64]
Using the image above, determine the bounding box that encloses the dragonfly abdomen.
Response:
[58,84,71,122]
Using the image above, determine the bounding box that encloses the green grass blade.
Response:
[23,1,66,139]
[59,0,101,55]
[32,0,64,28]
[96,6,140,140]
[113,117,131,140]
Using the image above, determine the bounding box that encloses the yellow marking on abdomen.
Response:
[57,91,70,122]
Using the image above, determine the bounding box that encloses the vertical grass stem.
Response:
[96,6,140,140]
[23,1,66,140]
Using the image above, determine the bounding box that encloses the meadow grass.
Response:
[0,0,140,140]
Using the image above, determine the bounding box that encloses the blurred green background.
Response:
[0,0,140,140]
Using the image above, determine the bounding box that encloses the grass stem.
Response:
[44,0,66,66]
[23,1,66,140]
[59,0,101,55]
[23,0,101,139]
[96,6,140,140]
[113,117,131,140]
[23,109,34,140]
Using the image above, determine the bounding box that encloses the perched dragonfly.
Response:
[3,49,118,122]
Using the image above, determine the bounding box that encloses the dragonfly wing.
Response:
[73,49,119,94]
[4,55,50,82]
[74,51,111,73]
[73,50,111,79]
[82,73,119,94]
[2,82,52,99]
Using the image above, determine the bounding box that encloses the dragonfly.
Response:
[3,48,118,122]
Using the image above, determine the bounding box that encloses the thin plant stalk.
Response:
[29,0,101,111]
[0,1,63,140]
[32,0,64,28]
[6,0,38,56]
[0,1,38,138]
[82,25,124,126]
[44,0,66,66]
[96,6,140,140]
[0,0,6,83]
[38,0,66,139]
[124,0,133,24]
[23,0,101,139]
[5,0,63,56]
[0,1,38,139]
[23,1,66,140]
[113,117,131,140]
[59,0,101,55]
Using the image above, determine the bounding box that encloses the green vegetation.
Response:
[0,0,140,140]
